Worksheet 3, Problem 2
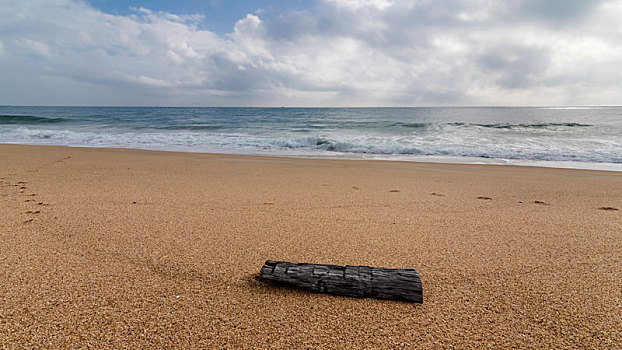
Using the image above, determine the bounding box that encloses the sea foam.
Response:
[1,106,621,170]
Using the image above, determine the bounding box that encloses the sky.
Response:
[1,0,621,107]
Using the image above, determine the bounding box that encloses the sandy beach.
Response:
[0,144,620,348]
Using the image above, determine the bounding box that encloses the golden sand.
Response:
[1,145,620,348]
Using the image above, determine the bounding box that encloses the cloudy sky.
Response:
[1,0,621,106]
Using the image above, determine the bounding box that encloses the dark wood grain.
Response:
[260,260,423,303]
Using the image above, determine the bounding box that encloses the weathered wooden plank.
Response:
[260,260,423,303]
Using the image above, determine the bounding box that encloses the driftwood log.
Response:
[260,260,422,303]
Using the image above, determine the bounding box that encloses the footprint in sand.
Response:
[477,196,492,200]
[598,206,618,211]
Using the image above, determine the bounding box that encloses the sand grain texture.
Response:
[1,145,620,349]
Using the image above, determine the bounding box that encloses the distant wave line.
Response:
[0,114,69,124]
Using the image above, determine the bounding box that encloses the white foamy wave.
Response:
[2,124,620,165]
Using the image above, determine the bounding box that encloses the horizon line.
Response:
[2,105,621,109]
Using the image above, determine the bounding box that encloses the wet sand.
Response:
[1,144,620,348]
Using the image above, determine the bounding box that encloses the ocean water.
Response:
[1,106,621,171]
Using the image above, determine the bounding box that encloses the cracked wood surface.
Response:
[260,260,423,303]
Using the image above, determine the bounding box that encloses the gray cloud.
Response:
[516,0,607,25]
[476,45,550,89]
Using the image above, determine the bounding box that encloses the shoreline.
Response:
[1,144,620,348]
[2,142,621,173]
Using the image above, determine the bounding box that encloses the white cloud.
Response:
[20,38,52,57]
[325,0,393,10]
[0,0,621,106]
[134,75,172,87]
